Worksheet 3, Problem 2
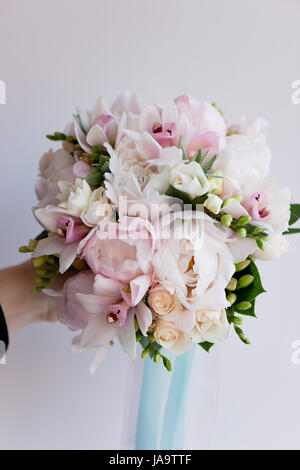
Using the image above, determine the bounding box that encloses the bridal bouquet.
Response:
[20,92,299,372]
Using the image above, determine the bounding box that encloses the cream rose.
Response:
[170,161,209,199]
[148,284,181,318]
[154,320,192,355]
[191,308,230,343]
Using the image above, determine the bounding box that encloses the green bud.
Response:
[32,256,46,268]
[28,239,38,251]
[221,214,233,227]
[162,356,173,372]
[35,268,49,276]
[237,274,254,289]
[32,286,45,293]
[256,239,265,250]
[141,346,151,359]
[237,228,247,238]
[236,301,252,311]
[233,317,243,326]
[227,293,237,305]
[226,278,237,291]
[154,352,161,363]
[235,259,251,272]
[237,216,251,226]
[148,334,155,344]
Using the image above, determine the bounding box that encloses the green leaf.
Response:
[234,259,265,305]
[284,227,300,235]
[86,172,102,187]
[289,204,300,226]
[199,341,214,352]
[179,135,188,160]
[214,221,226,232]
[165,185,193,205]
[202,154,217,173]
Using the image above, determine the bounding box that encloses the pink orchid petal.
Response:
[130,274,152,306]
[90,347,108,375]
[86,125,107,147]
[81,314,116,349]
[92,114,114,127]
[59,242,79,273]
[33,236,65,258]
[134,302,153,336]
[117,308,136,360]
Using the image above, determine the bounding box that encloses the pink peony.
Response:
[82,216,155,283]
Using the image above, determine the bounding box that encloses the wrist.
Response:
[0,261,38,332]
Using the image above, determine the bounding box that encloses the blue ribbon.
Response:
[135,347,195,450]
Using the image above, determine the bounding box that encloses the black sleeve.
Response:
[0,305,9,359]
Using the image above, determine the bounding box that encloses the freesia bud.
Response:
[236,301,252,311]
[237,228,247,238]
[204,194,223,214]
[227,293,237,305]
[221,214,233,227]
[226,278,237,291]
[235,259,251,272]
[237,216,251,226]
[237,274,254,289]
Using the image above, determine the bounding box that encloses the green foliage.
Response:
[226,257,265,344]
[289,203,300,226]
[179,135,188,160]
[32,255,60,293]
[46,132,77,144]
[199,341,214,352]
[165,185,193,205]
[137,329,172,372]
[284,204,300,235]
[85,145,112,189]
[202,155,217,173]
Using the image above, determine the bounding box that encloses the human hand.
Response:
[0,260,57,333]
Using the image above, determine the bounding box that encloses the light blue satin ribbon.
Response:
[135,346,195,450]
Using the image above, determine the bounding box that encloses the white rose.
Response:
[191,308,230,343]
[57,178,92,216]
[154,320,192,355]
[81,187,115,227]
[170,161,209,199]
[204,194,223,214]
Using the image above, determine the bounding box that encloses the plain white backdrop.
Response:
[0,0,300,450]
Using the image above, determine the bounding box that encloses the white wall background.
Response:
[0,0,300,450]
